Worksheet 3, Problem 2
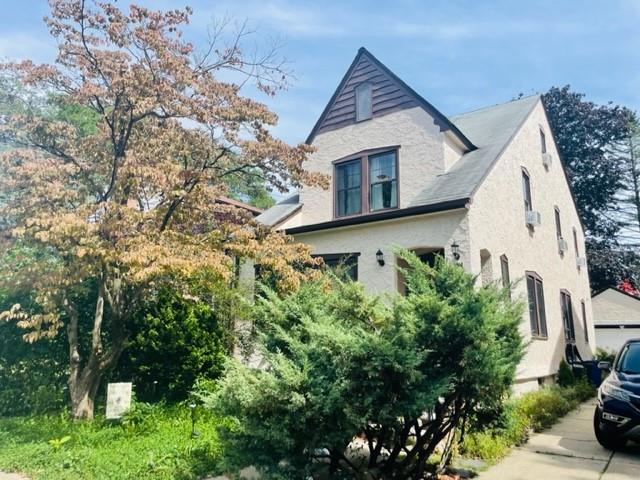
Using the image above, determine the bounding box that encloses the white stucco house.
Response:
[593,287,640,353]
[257,48,595,392]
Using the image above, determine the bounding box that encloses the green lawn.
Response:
[0,405,226,480]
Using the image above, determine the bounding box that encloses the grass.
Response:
[461,380,595,462]
[0,403,227,480]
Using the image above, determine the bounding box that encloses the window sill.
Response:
[334,206,399,221]
[531,335,548,341]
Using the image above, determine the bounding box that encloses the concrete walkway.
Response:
[478,400,640,479]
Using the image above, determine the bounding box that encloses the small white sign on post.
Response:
[106,382,132,419]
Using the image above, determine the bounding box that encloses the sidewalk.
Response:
[477,400,640,479]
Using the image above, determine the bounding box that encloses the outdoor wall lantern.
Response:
[376,249,385,266]
[451,241,461,261]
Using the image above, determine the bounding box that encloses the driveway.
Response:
[478,400,640,479]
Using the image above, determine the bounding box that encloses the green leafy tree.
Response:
[206,251,524,479]
[542,86,636,290]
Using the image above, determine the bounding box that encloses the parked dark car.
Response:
[594,339,640,449]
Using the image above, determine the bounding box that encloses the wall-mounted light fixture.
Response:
[451,241,460,261]
[376,249,385,266]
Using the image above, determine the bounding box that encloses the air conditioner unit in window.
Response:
[558,237,569,254]
[576,256,588,269]
[542,152,553,169]
[526,210,541,227]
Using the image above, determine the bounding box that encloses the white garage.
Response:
[592,287,640,353]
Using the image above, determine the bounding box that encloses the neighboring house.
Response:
[592,287,640,352]
[257,47,595,393]
[216,196,263,217]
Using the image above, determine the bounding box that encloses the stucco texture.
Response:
[468,100,594,384]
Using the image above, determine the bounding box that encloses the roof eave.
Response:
[286,198,469,235]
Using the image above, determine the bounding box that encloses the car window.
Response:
[618,343,640,374]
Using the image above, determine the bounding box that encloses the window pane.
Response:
[582,301,588,342]
[522,172,532,211]
[501,256,511,298]
[336,160,361,217]
[369,151,398,211]
[540,129,547,153]
[356,82,372,121]
[555,208,562,238]
[527,276,539,335]
[537,279,547,337]
[318,254,358,281]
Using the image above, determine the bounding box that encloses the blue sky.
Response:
[1,0,639,144]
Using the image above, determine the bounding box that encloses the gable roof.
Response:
[593,286,640,303]
[260,95,541,232]
[409,94,540,207]
[306,47,476,151]
[256,193,301,227]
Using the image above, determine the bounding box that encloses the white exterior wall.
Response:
[468,100,595,384]
[299,107,455,225]
[292,209,470,296]
[593,289,640,352]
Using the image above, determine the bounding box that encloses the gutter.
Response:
[286,198,469,235]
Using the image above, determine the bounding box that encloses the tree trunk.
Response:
[65,275,129,419]
[69,368,103,420]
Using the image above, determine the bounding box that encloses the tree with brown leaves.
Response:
[0,0,326,419]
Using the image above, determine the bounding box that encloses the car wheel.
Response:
[594,407,627,450]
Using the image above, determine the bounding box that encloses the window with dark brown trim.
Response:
[581,300,588,343]
[560,290,576,342]
[334,148,399,218]
[314,253,359,281]
[522,169,532,213]
[335,160,362,217]
[369,151,397,211]
[540,128,547,154]
[554,207,562,240]
[526,272,547,338]
[500,254,511,299]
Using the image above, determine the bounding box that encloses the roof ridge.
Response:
[451,94,541,119]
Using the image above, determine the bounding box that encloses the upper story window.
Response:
[554,207,562,239]
[573,228,579,256]
[335,160,362,217]
[526,271,547,339]
[334,148,399,218]
[540,128,547,154]
[369,151,398,211]
[355,82,372,121]
[522,169,532,212]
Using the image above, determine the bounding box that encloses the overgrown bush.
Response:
[556,359,576,387]
[0,247,69,415]
[462,379,595,461]
[112,274,245,402]
[595,347,617,364]
[205,251,524,479]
